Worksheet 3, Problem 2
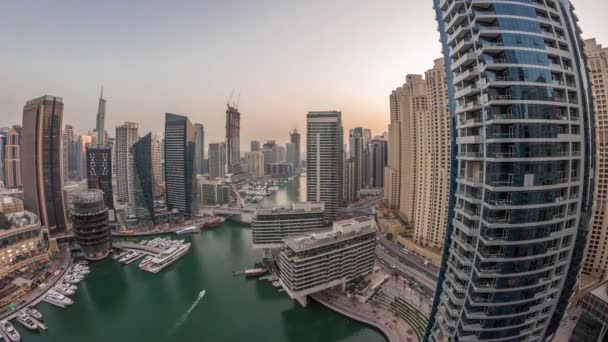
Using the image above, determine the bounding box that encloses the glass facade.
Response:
[86,146,114,210]
[426,0,594,341]
[164,113,196,217]
[131,133,155,223]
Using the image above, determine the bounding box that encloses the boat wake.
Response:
[167,290,206,338]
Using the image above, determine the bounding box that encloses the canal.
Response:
[19,175,386,342]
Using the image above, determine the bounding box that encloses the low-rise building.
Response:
[571,280,608,342]
[278,216,377,306]
[0,196,24,214]
[252,202,325,249]
[0,211,48,279]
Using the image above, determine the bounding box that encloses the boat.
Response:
[204,217,225,228]
[175,226,200,235]
[119,251,141,264]
[138,256,153,268]
[142,243,191,274]
[198,290,206,299]
[244,268,268,278]
[47,290,73,305]
[54,284,75,296]
[0,320,20,341]
[272,281,282,288]
[78,260,89,265]
[16,311,37,331]
[24,307,43,321]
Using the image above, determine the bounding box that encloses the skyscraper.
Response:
[225,105,241,173]
[368,138,387,188]
[250,140,260,152]
[4,127,21,189]
[194,123,205,175]
[262,140,277,167]
[96,87,106,146]
[151,134,163,197]
[286,143,296,169]
[245,151,264,178]
[584,38,608,279]
[71,189,111,260]
[307,111,343,222]
[21,95,68,236]
[426,1,595,341]
[209,142,226,179]
[129,133,156,223]
[77,134,92,180]
[290,129,301,169]
[385,87,405,209]
[164,113,196,217]
[86,146,114,210]
[115,122,138,203]
[349,127,366,199]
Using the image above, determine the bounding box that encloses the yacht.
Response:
[0,320,20,341]
[54,284,75,296]
[64,276,81,284]
[142,243,191,274]
[16,311,37,331]
[47,290,73,305]
[119,251,140,264]
[24,307,43,321]
[175,226,200,235]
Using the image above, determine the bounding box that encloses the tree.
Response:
[0,214,11,230]
[386,232,394,240]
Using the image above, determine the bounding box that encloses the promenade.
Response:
[313,289,414,342]
[0,248,72,320]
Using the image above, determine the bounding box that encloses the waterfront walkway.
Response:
[312,291,413,342]
[0,248,72,321]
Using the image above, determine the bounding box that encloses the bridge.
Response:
[200,206,254,223]
[113,242,163,255]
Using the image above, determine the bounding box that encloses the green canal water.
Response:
[20,175,386,342]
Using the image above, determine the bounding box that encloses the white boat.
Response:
[0,320,20,341]
[198,290,206,299]
[78,260,89,265]
[25,307,43,320]
[47,290,73,305]
[142,243,191,274]
[119,251,141,264]
[16,311,37,331]
[64,276,81,284]
[139,256,153,268]
[175,226,200,235]
[54,284,75,296]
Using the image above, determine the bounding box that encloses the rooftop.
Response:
[590,279,608,304]
[255,202,325,215]
[283,216,376,252]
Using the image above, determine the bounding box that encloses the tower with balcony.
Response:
[426,0,594,341]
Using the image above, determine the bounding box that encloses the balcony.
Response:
[454,66,480,84]
[452,52,478,71]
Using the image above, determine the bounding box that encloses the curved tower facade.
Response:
[426,0,594,341]
[72,189,111,260]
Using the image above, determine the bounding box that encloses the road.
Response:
[376,248,437,297]
[377,238,440,281]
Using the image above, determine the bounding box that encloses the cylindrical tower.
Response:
[72,189,111,260]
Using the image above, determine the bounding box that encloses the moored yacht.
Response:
[0,320,20,341]
[16,311,37,331]
[24,307,43,321]
[142,243,191,274]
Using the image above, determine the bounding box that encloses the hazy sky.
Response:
[1,0,605,149]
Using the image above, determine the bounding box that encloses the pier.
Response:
[113,242,163,255]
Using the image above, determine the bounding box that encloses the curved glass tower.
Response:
[426,0,594,341]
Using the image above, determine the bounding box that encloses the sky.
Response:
[0,0,606,149]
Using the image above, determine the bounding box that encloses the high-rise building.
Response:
[343,157,355,204]
[368,138,388,188]
[63,124,78,180]
[194,123,205,175]
[262,140,277,167]
[4,127,21,188]
[286,143,296,168]
[129,133,156,223]
[290,129,301,169]
[426,1,595,341]
[164,113,196,217]
[306,111,343,222]
[278,216,376,307]
[22,95,68,236]
[570,279,608,342]
[275,145,286,163]
[385,87,405,209]
[77,134,92,180]
[151,134,163,197]
[225,105,241,173]
[96,87,106,146]
[349,127,366,198]
[245,151,264,178]
[399,74,427,227]
[252,202,325,249]
[86,146,114,210]
[584,38,608,279]
[71,189,111,260]
[250,140,260,152]
[115,122,138,203]
[209,142,226,179]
